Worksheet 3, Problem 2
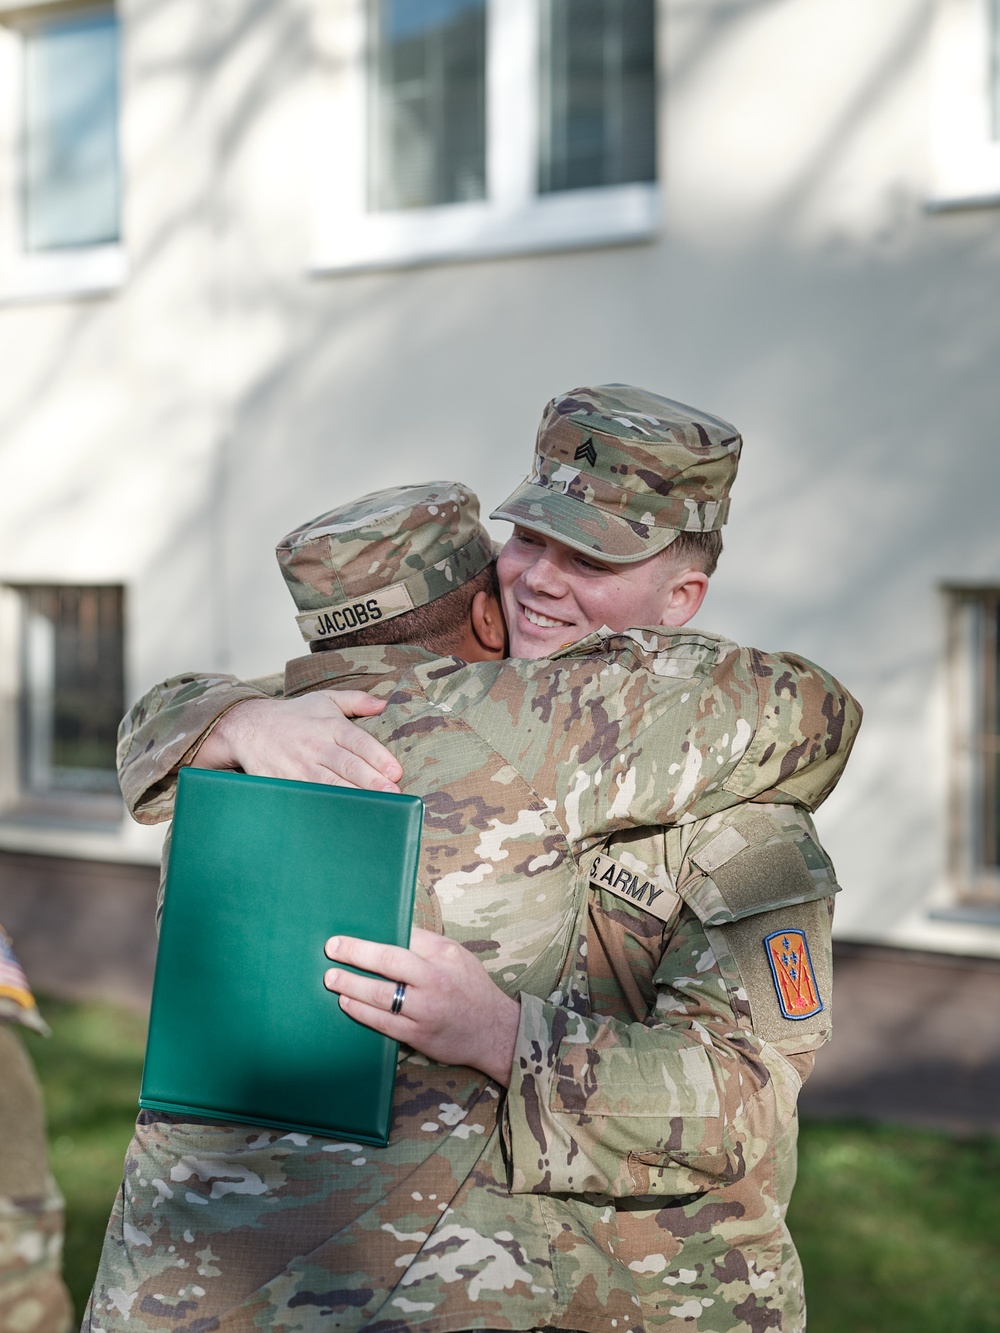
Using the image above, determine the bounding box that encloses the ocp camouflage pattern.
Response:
[0,991,73,1333]
[277,481,496,643]
[91,628,860,1332]
[491,385,742,562]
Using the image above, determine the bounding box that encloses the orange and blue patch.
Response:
[764,929,823,1021]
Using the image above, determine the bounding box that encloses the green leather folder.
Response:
[139,767,423,1146]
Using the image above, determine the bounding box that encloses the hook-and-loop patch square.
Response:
[764,929,824,1021]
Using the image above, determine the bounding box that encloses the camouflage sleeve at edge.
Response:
[722,649,863,812]
[502,808,830,1199]
[116,672,283,824]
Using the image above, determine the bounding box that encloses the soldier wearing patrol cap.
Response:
[91,387,860,1333]
[275,479,504,659]
[490,385,739,660]
[494,383,738,561]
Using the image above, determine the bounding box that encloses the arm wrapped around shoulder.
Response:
[117,672,282,823]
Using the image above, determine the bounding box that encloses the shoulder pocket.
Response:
[677,806,838,926]
[670,806,837,1044]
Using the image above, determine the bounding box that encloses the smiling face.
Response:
[496,527,709,659]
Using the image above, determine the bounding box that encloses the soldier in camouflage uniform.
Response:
[0,927,74,1333]
[86,388,861,1333]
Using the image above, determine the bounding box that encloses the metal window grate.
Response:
[945,585,1000,902]
[17,585,124,796]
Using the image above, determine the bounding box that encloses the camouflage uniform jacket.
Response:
[88,629,860,1333]
[0,928,74,1333]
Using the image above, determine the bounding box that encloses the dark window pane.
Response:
[22,11,121,251]
[539,0,656,194]
[19,586,124,794]
[368,0,486,210]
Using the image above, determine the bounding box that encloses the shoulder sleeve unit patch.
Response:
[763,929,824,1021]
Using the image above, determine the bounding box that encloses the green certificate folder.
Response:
[139,767,423,1147]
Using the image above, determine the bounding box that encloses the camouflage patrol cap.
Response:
[277,481,495,643]
[490,384,742,564]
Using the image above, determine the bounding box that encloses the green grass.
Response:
[25,994,1000,1331]
[27,994,148,1321]
[791,1119,1000,1333]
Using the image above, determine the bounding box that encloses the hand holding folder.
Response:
[139,768,423,1146]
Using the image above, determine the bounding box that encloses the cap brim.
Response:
[490,481,680,565]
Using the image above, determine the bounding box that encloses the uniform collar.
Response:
[283,642,444,696]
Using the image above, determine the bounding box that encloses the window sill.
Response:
[311,182,659,275]
[2,792,124,829]
[0,804,166,866]
[925,188,1000,212]
[929,903,1000,927]
[0,0,70,13]
[0,242,126,306]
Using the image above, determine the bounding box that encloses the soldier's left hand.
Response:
[324,927,519,1086]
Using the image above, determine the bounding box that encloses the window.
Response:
[0,3,125,300]
[369,0,487,210]
[22,9,120,251]
[929,0,1000,208]
[538,0,655,195]
[945,586,1000,904]
[313,0,659,272]
[3,585,124,823]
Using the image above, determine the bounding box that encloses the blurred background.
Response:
[0,0,998,1327]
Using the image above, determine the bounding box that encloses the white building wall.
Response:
[1,0,999,955]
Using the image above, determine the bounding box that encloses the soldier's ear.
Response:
[471,589,507,657]
[656,565,709,627]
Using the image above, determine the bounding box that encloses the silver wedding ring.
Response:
[390,981,407,1016]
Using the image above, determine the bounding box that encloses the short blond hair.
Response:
[663,530,723,576]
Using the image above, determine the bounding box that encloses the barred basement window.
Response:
[12,584,124,820]
[945,585,1000,903]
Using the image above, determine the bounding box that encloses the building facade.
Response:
[1,0,999,964]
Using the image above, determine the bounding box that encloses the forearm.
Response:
[503,988,813,1198]
[501,889,819,1200]
[117,674,281,823]
[118,668,405,824]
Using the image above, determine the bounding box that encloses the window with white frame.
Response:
[537,0,655,195]
[929,0,1000,207]
[314,0,658,272]
[368,0,487,210]
[0,2,124,300]
[2,585,124,822]
[945,586,1000,904]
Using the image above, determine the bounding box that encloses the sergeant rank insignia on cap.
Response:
[764,929,823,1021]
